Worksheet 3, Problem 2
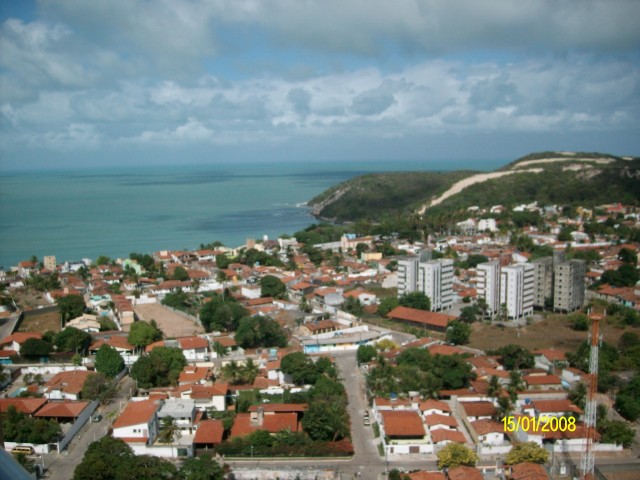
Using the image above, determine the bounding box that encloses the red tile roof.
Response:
[0,332,42,346]
[34,401,89,418]
[510,462,549,480]
[407,473,445,480]
[524,374,562,386]
[194,419,224,445]
[530,399,583,415]
[381,410,425,437]
[213,336,237,348]
[247,403,307,413]
[45,370,94,396]
[533,349,567,362]
[424,413,458,428]
[470,419,504,436]
[189,383,229,398]
[461,401,497,418]
[448,466,483,480]
[178,336,209,350]
[418,399,451,413]
[387,306,456,329]
[0,397,47,415]
[113,399,160,429]
[429,429,466,444]
[230,412,300,437]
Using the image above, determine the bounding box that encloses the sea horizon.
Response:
[0,157,507,269]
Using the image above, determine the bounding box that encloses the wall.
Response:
[58,400,99,451]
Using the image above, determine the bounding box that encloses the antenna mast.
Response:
[579,311,601,479]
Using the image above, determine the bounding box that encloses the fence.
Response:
[58,399,99,452]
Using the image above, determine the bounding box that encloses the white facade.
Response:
[477,262,501,316]
[478,218,498,232]
[500,264,535,319]
[397,257,419,296]
[418,259,454,311]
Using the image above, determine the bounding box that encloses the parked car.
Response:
[92,414,103,423]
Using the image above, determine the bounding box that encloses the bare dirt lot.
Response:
[133,303,204,338]
[468,314,640,354]
[18,307,61,334]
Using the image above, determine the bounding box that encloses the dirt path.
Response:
[133,303,203,337]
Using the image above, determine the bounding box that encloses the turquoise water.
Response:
[0,159,505,268]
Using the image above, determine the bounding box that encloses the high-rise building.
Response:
[397,257,419,296]
[532,257,553,308]
[397,255,453,311]
[553,259,586,312]
[500,263,535,319]
[477,261,501,316]
[43,255,56,272]
[418,259,454,311]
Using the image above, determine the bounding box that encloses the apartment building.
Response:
[531,257,553,308]
[476,261,501,316]
[553,259,586,312]
[397,254,453,311]
[397,257,419,296]
[500,263,535,319]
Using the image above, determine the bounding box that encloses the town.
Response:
[1,200,639,480]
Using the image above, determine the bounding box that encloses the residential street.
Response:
[44,376,136,480]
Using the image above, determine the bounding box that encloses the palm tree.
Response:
[158,416,181,458]
[488,375,501,400]
[496,395,513,422]
[221,361,242,385]
[240,358,259,385]
[507,370,525,402]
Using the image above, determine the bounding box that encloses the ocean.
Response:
[0,158,505,269]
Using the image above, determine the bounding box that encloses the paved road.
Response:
[44,376,136,480]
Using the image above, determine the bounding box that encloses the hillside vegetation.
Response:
[308,152,640,222]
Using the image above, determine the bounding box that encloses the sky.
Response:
[1,0,639,170]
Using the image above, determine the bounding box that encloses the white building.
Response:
[418,259,454,311]
[112,399,161,447]
[477,261,501,316]
[397,257,419,296]
[500,264,534,319]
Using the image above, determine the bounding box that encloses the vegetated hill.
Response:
[308,152,640,222]
[308,170,475,222]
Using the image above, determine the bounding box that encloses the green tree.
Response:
[54,327,93,354]
[446,320,471,345]
[158,416,181,458]
[436,442,478,469]
[398,291,431,311]
[356,344,377,365]
[2,405,61,444]
[57,294,86,326]
[493,344,535,370]
[302,398,349,441]
[81,372,116,403]
[341,296,364,316]
[568,382,587,410]
[234,316,287,349]
[20,338,53,358]
[130,347,187,388]
[172,266,190,281]
[459,305,479,323]
[505,441,549,465]
[377,297,399,316]
[128,320,163,351]
[117,455,178,480]
[179,454,225,480]
[199,295,247,332]
[487,375,501,400]
[95,344,125,377]
[73,436,134,480]
[598,419,635,448]
[161,290,191,311]
[280,352,318,386]
[259,275,286,299]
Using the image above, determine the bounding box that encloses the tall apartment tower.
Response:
[397,255,453,311]
[553,259,586,312]
[476,261,501,316]
[43,255,57,272]
[397,257,419,296]
[500,264,535,319]
[532,257,554,308]
[418,259,454,311]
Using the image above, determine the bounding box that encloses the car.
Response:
[92,414,103,423]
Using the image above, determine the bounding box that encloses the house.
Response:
[230,410,300,438]
[112,399,161,446]
[424,413,458,431]
[180,383,228,411]
[380,410,430,454]
[89,336,135,356]
[343,289,378,306]
[447,466,483,480]
[429,429,466,445]
[66,314,101,333]
[523,399,583,419]
[43,370,93,401]
[33,401,90,423]
[418,399,451,417]
[0,397,48,416]
[509,462,550,480]
[157,399,197,434]
[193,419,224,450]
[177,336,210,362]
[178,366,211,386]
[407,473,445,480]
[469,419,506,445]
[387,306,456,332]
[299,319,340,336]
[523,374,563,391]
[0,332,43,355]
[460,401,497,421]
[533,349,568,370]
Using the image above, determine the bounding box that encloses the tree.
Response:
[172,266,190,281]
[446,321,471,345]
[568,382,587,410]
[234,316,287,349]
[158,416,181,458]
[117,455,178,480]
[2,405,61,444]
[81,372,116,403]
[280,352,318,386]
[128,320,163,351]
[494,344,534,370]
[20,338,53,357]
[57,294,86,326]
[506,370,525,402]
[496,395,514,421]
[356,344,377,365]
[459,305,479,324]
[618,247,638,265]
[95,344,125,377]
[436,443,478,469]
[341,296,364,316]
[377,297,399,316]
[54,327,93,354]
[73,436,134,480]
[199,295,247,332]
[487,375,501,400]
[302,398,349,441]
[505,441,549,465]
[130,347,186,388]
[162,290,191,311]
[598,419,635,448]
[399,291,431,311]
[259,275,286,299]
[179,454,225,480]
